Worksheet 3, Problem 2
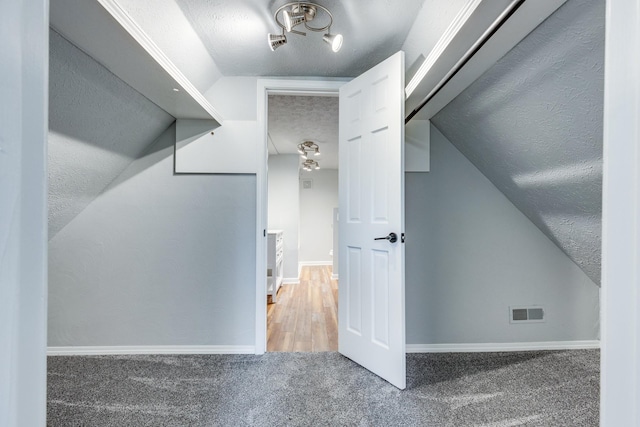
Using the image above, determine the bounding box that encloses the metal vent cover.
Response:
[510,306,545,323]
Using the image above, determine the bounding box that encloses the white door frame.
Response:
[600,0,640,425]
[0,0,49,425]
[255,78,346,354]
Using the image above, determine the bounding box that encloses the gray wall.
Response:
[48,124,256,346]
[431,0,604,284]
[48,29,174,238]
[405,125,599,344]
[267,154,300,280]
[299,169,338,264]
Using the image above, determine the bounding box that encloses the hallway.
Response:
[267,265,338,352]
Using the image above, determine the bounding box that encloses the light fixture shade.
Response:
[268,33,287,51]
[283,9,306,32]
[323,33,343,52]
[314,148,320,156]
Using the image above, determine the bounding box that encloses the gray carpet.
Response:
[47,350,599,426]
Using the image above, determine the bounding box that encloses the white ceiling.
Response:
[173,0,426,77]
[268,95,339,169]
[112,0,428,171]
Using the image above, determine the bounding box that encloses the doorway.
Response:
[265,93,340,352]
[255,79,344,354]
[255,54,408,389]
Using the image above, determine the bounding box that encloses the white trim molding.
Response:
[47,346,256,356]
[406,341,600,353]
[1,1,49,425]
[407,0,567,121]
[331,274,339,280]
[96,0,222,122]
[601,0,640,425]
[405,0,483,97]
[255,78,346,355]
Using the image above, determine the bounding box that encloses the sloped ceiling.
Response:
[430,0,604,284]
[114,0,223,93]
[268,95,339,169]
[48,30,175,238]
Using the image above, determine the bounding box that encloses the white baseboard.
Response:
[406,340,600,353]
[47,345,256,356]
[299,261,332,268]
[331,273,339,280]
[282,277,299,285]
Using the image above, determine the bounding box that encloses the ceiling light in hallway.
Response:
[297,140,321,159]
[302,159,320,171]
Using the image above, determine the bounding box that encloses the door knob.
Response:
[374,232,398,243]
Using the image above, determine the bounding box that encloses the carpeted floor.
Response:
[47,350,599,426]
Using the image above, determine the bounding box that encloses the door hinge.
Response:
[401,233,405,243]
[264,229,266,237]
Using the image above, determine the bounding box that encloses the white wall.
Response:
[172,76,263,174]
[48,124,257,346]
[0,1,48,425]
[205,76,258,122]
[299,169,338,264]
[267,154,300,280]
[405,125,600,344]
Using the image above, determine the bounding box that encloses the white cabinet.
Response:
[267,230,284,302]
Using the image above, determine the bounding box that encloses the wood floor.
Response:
[267,265,338,352]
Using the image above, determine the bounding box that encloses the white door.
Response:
[338,51,406,389]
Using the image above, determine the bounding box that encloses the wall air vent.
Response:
[510,306,545,324]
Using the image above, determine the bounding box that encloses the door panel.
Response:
[338,51,406,389]
[346,247,363,334]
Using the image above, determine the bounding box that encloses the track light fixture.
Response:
[298,141,320,158]
[283,9,306,32]
[302,159,320,171]
[298,141,321,170]
[322,33,343,53]
[267,2,343,52]
[268,31,288,51]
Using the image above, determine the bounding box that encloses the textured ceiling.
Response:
[431,0,604,284]
[48,30,174,238]
[173,0,425,77]
[268,95,338,169]
[115,0,223,93]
